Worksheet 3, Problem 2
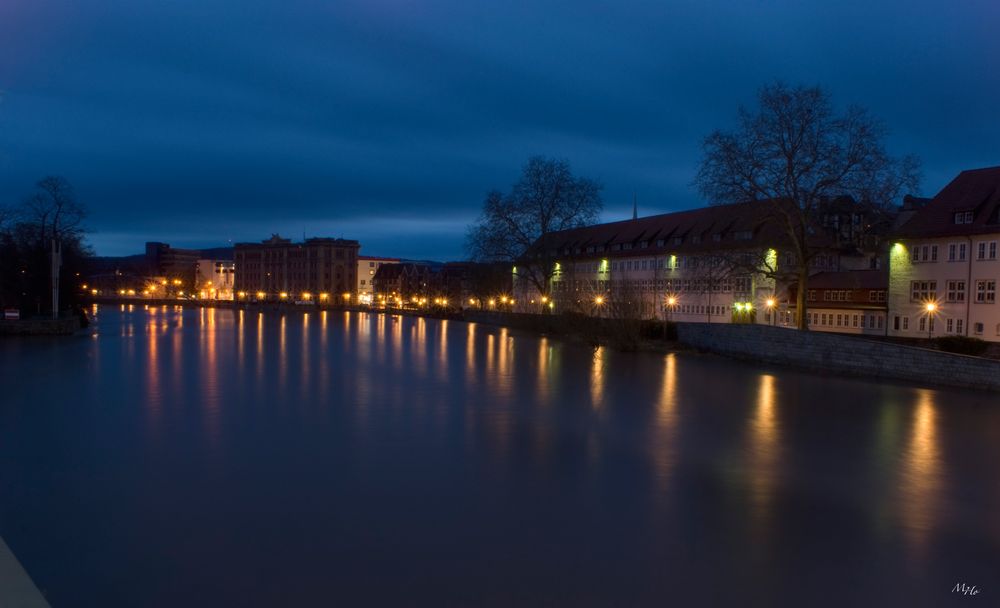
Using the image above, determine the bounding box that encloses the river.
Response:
[1,304,997,606]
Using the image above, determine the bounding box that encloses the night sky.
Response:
[1,0,997,259]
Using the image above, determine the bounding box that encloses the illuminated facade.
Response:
[889,166,1000,341]
[234,234,360,301]
[357,256,400,304]
[196,259,235,300]
[513,201,870,324]
[793,270,887,335]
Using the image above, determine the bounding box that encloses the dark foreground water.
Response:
[1,305,999,607]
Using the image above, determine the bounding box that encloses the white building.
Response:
[513,201,874,325]
[889,166,1000,341]
[196,259,235,300]
[357,256,400,304]
[799,270,887,335]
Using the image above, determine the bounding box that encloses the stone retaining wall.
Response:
[676,323,1000,392]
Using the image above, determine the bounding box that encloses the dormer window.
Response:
[955,211,974,224]
[712,233,722,242]
[656,239,665,247]
[691,235,701,244]
[622,243,633,250]
[640,240,649,249]
[672,237,683,245]
[734,230,753,241]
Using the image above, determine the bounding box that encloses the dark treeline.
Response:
[0,176,92,316]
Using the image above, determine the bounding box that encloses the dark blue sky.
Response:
[1,0,997,258]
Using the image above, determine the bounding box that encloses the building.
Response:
[889,166,1000,341]
[233,234,360,302]
[371,262,435,306]
[793,270,887,335]
[83,242,233,297]
[513,200,877,324]
[357,256,400,304]
[196,259,235,300]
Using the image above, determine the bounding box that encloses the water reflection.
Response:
[650,354,679,495]
[748,374,779,529]
[899,389,942,557]
[21,304,995,607]
[589,347,605,409]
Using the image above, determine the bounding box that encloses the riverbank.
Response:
[463,310,682,352]
[0,316,82,336]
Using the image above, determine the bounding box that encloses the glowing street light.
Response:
[925,302,937,339]
[594,295,605,305]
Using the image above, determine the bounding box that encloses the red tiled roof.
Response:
[895,166,1000,238]
[803,270,887,290]
[530,200,803,258]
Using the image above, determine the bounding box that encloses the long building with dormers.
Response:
[888,166,1000,341]
[514,200,880,325]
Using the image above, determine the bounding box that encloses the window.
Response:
[903,317,909,330]
[893,316,900,330]
[975,280,996,303]
[919,317,926,332]
[910,280,937,302]
[948,243,956,261]
[957,319,964,334]
[959,243,967,261]
[974,322,984,335]
[977,242,987,260]
[992,242,999,260]
[931,245,938,261]
[869,290,886,302]
[807,290,817,301]
[946,280,966,302]
[954,211,974,224]
[946,318,953,333]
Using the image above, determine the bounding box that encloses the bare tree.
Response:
[466,156,603,302]
[22,176,86,246]
[695,82,919,329]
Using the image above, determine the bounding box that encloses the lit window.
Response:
[975,279,996,303]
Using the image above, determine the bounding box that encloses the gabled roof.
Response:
[895,166,1000,238]
[804,270,887,290]
[527,200,802,259]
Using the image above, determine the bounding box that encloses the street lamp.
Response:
[925,302,936,339]
[765,297,776,325]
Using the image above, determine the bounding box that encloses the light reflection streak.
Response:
[279,314,287,391]
[650,353,678,495]
[748,374,779,529]
[899,389,941,557]
[589,347,605,409]
[537,337,550,404]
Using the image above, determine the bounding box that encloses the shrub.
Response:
[935,335,989,357]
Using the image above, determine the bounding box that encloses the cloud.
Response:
[1,0,997,256]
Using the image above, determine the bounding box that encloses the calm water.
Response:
[1,305,999,607]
